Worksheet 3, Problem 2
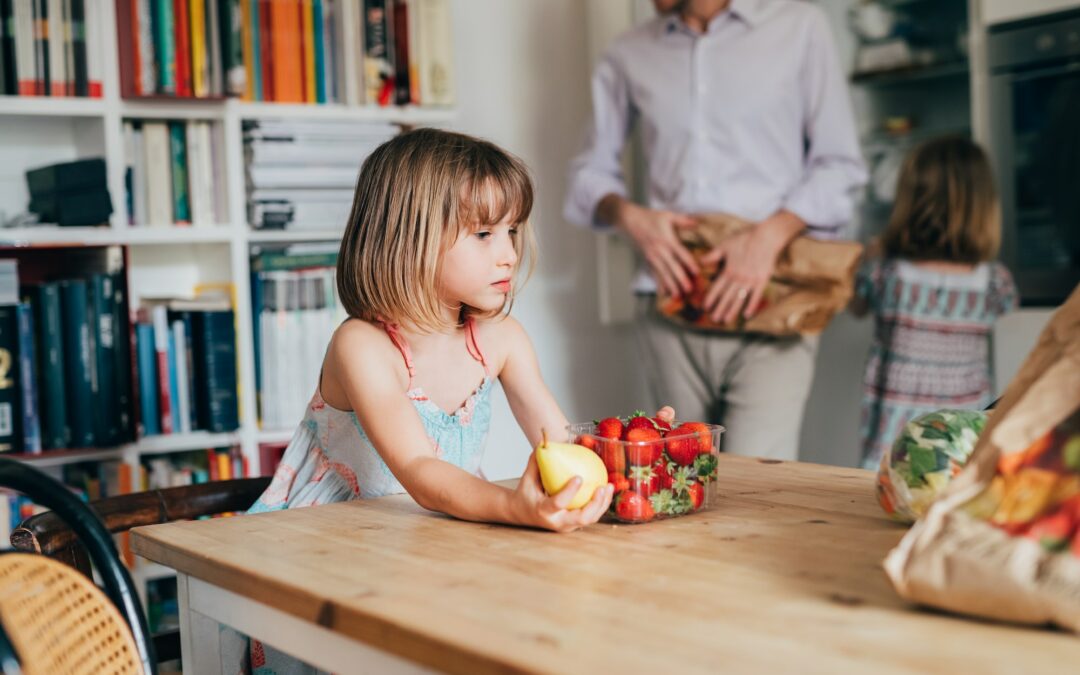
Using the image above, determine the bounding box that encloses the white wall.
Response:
[451,1,649,480]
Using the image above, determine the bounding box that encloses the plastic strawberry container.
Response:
[566,420,723,524]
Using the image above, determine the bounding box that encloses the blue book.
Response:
[135,323,160,436]
[312,0,325,103]
[194,310,239,432]
[25,283,68,449]
[91,274,118,446]
[166,330,179,434]
[250,0,261,101]
[15,303,41,454]
[59,279,94,448]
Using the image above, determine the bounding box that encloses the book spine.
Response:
[136,0,155,94]
[188,0,204,96]
[82,0,98,95]
[30,284,68,449]
[91,274,118,446]
[196,310,238,432]
[112,271,134,442]
[59,279,94,448]
[173,0,190,96]
[257,0,270,100]
[392,0,409,105]
[311,0,323,103]
[151,304,173,434]
[300,0,313,103]
[0,306,22,453]
[0,0,16,96]
[168,121,191,223]
[152,0,175,94]
[15,303,41,454]
[135,322,160,436]
[166,328,179,432]
[46,0,62,95]
[114,0,136,97]
[362,0,391,106]
[170,316,191,433]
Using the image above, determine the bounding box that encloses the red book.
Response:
[114,0,137,97]
[173,0,191,97]
[258,0,272,101]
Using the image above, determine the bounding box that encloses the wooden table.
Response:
[131,455,1080,674]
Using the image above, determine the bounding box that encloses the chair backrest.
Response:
[0,459,156,675]
[0,553,144,675]
[11,477,272,577]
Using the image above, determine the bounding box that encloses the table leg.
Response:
[178,573,225,675]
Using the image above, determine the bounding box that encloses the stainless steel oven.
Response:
[989,8,1080,306]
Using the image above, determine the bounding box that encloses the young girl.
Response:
[233,129,676,673]
[852,136,1017,470]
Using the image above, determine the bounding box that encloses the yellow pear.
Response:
[535,434,608,510]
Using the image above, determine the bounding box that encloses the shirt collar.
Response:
[660,0,761,37]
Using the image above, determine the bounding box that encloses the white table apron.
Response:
[176,573,437,674]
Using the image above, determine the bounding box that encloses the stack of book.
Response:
[251,244,344,430]
[245,118,397,230]
[123,119,227,227]
[3,263,136,455]
[134,295,240,437]
[0,0,103,98]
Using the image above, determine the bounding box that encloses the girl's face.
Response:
[438,214,520,317]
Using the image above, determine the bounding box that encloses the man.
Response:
[564,0,866,459]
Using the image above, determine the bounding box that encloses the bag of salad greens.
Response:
[884,285,1080,631]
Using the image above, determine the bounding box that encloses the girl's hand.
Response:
[654,406,675,424]
[512,451,614,533]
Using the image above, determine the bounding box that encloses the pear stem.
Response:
[540,428,548,448]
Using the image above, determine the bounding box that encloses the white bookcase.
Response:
[0,1,455,597]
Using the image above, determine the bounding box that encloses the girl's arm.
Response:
[326,320,609,532]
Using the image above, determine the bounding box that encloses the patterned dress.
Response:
[228,317,494,675]
[856,258,1017,470]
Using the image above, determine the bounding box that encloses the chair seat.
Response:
[0,553,144,675]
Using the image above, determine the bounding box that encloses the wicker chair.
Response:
[0,458,155,674]
[10,473,271,665]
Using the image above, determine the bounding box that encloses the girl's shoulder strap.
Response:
[464,315,491,377]
[377,318,416,389]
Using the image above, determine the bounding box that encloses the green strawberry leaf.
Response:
[693,453,718,482]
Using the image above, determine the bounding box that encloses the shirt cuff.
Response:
[564,174,628,230]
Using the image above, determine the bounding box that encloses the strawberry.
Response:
[624,427,663,466]
[665,428,701,466]
[687,482,705,510]
[614,490,655,523]
[600,441,626,475]
[595,417,624,440]
[1025,508,1075,552]
[575,434,598,451]
[624,411,658,436]
[673,422,712,455]
[608,472,630,493]
[652,416,672,434]
[653,458,673,490]
[628,464,659,498]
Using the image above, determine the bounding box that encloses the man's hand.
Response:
[701,210,805,324]
[597,195,699,298]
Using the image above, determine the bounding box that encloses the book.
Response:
[82,0,98,95]
[116,0,137,97]
[150,304,173,434]
[392,0,409,105]
[15,303,41,454]
[193,309,238,432]
[362,0,392,106]
[25,283,68,449]
[136,0,155,94]
[270,0,302,102]
[135,322,160,436]
[47,0,63,96]
[0,0,15,96]
[416,0,453,106]
[70,0,85,95]
[152,0,176,94]
[170,317,191,434]
[91,273,118,446]
[59,278,94,448]
[188,0,205,96]
[143,122,173,225]
[169,121,191,223]
[112,271,134,443]
[173,0,191,96]
[0,305,22,453]
[13,0,33,94]
[300,0,314,103]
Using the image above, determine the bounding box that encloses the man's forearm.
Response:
[596,193,632,228]
[756,209,806,252]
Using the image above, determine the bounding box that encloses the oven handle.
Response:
[998,59,1080,83]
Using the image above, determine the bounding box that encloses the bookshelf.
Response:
[0,0,456,605]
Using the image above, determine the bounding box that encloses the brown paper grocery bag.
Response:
[884,284,1080,631]
[656,213,863,336]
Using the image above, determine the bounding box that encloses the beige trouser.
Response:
[634,296,818,460]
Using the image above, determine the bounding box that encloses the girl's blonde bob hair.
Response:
[337,128,535,332]
[882,135,1001,264]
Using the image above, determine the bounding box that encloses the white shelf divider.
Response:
[0,96,108,117]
